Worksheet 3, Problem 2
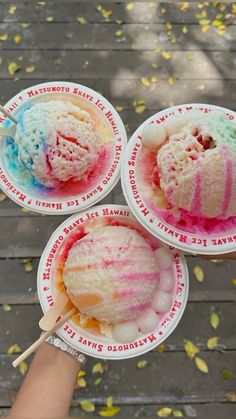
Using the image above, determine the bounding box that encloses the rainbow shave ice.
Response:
[8,100,100,187]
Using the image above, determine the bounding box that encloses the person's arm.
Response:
[9,342,81,417]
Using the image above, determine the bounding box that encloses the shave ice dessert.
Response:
[62,225,175,343]
[140,109,236,234]
[4,99,113,197]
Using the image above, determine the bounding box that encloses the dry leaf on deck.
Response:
[225,391,236,402]
[0,193,7,202]
[184,340,199,359]
[193,266,204,282]
[0,33,8,41]
[3,303,11,311]
[7,344,21,354]
[137,359,148,368]
[99,406,120,417]
[80,400,95,412]
[195,356,209,373]
[210,312,220,329]
[19,361,28,375]
[220,369,233,379]
[92,362,105,373]
[156,407,173,416]
[8,62,21,76]
[207,336,219,349]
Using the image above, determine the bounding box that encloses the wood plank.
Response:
[0,23,235,51]
[1,210,236,261]
[70,404,236,417]
[1,79,236,111]
[1,403,236,418]
[0,51,235,80]
[1,352,236,406]
[0,2,234,24]
[1,254,236,302]
[1,302,236,352]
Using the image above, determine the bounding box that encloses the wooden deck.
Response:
[0,2,236,417]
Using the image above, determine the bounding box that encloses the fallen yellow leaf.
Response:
[201,25,209,33]
[7,344,21,354]
[99,406,120,417]
[23,259,33,272]
[80,400,95,412]
[207,336,219,349]
[106,396,113,408]
[196,83,205,90]
[77,369,86,378]
[184,340,199,359]
[225,391,236,402]
[76,16,87,24]
[0,193,7,202]
[92,362,105,373]
[157,343,168,353]
[77,377,87,388]
[150,76,158,83]
[14,35,22,44]
[199,19,210,26]
[8,5,17,14]
[46,16,54,22]
[115,105,124,112]
[220,369,233,379]
[178,3,190,12]
[140,77,150,87]
[173,410,184,417]
[161,51,172,60]
[210,312,220,329]
[134,104,146,114]
[8,62,21,76]
[137,359,148,368]
[165,22,173,30]
[167,76,176,86]
[3,303,11,311]
[0,33,8,41]
[193,265,204,282]
[102,9,113,20]
[231,278,236,286]
[212,20,223,27]
[19,361,28,375]
[115,30,123,37]
[187,54,194,61]
[25,65,35,73]
[126,3,134,10]
[21,23,30,29]
[157,407,173,417]
[94,377,102,386]
[195,356,209,373]
[182,25,188,34]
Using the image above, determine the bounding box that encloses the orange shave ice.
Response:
[62,225,175,343]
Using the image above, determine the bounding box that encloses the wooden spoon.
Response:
[39,292,69,331]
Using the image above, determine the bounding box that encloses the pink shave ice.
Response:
[154,111,236,219]
[63,226,160,324]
